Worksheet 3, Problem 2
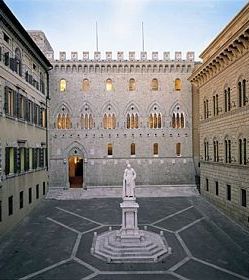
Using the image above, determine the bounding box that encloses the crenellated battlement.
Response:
[50,51,195,62]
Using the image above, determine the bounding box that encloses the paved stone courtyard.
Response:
[0,195,249,280]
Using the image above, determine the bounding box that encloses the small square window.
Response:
[4,32,10,43]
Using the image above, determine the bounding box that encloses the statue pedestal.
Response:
[91,164,171,263]
[117,198,143,240]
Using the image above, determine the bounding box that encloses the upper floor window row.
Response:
[4,86,46,128]
[59,78,183,92]
[202,136,248,165]
[0,47,46,94]
[202,79,248,120]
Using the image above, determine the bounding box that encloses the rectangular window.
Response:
[176,143,181,156]
[227,185,231,201]
[19,191,24,209]
[36,184,39,199]
[28,187,32,204]
[215,181,219,196]
[153,143,159,156]
[131,143,135,156]
[43,182,46,195]
[3,32,10,43]
[107,143,113,156]
[241,189,247,207]
[8,196,13,216]
[206,178,209,192]
[5,147,15,175]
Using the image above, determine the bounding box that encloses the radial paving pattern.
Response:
[0,197,249,280]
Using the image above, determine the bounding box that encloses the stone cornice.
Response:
[189,3,249,87]
[200,2,249,62]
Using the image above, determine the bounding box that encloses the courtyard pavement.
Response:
[0,195,249,280]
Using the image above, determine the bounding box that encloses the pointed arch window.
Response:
[127,113,139,129]
[148,113,162,128]
[151,78,158,91]
[60,79,67,92]
[106,78,113,91]
[175,78,182,91]
[172,112,185,128]
[56,113,71,129]
[103,113,116,129]
[82,79,90,91]
[81,113,94,129]
[129,78,136,91]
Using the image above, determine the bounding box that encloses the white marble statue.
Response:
[123,164,136,198]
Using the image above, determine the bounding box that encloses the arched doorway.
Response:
[68,156,83,188]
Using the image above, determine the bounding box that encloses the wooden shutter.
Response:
[14,147,18,173]
[5,147,10,175]
[4,87,9,114]
[24,148,29,171]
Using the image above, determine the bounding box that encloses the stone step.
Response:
[46,184,199,200]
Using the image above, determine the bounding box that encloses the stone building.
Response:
[190,3,249,228]
[46,50,196,188]
[0,1,52,234]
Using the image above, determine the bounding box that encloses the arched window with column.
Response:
[56,105,72,129]
[56,113,72,129]
[80,113,94,129]
[148,113,162,128]
[171,109,185,128]
[126,104,139,129]
[103,113,116,129]
[148,103,162,128]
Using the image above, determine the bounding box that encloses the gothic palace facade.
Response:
[47,50,196,188]
[0,0,248,235]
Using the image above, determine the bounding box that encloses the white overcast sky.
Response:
[4,0,249,60]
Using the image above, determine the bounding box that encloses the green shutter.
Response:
[5,147,10,175]
[14,147,18,173]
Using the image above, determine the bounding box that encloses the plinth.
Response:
[91,196,171,263]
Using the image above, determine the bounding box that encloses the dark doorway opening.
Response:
[68,156,83,188]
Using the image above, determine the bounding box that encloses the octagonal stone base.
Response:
[91,229,171,263]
